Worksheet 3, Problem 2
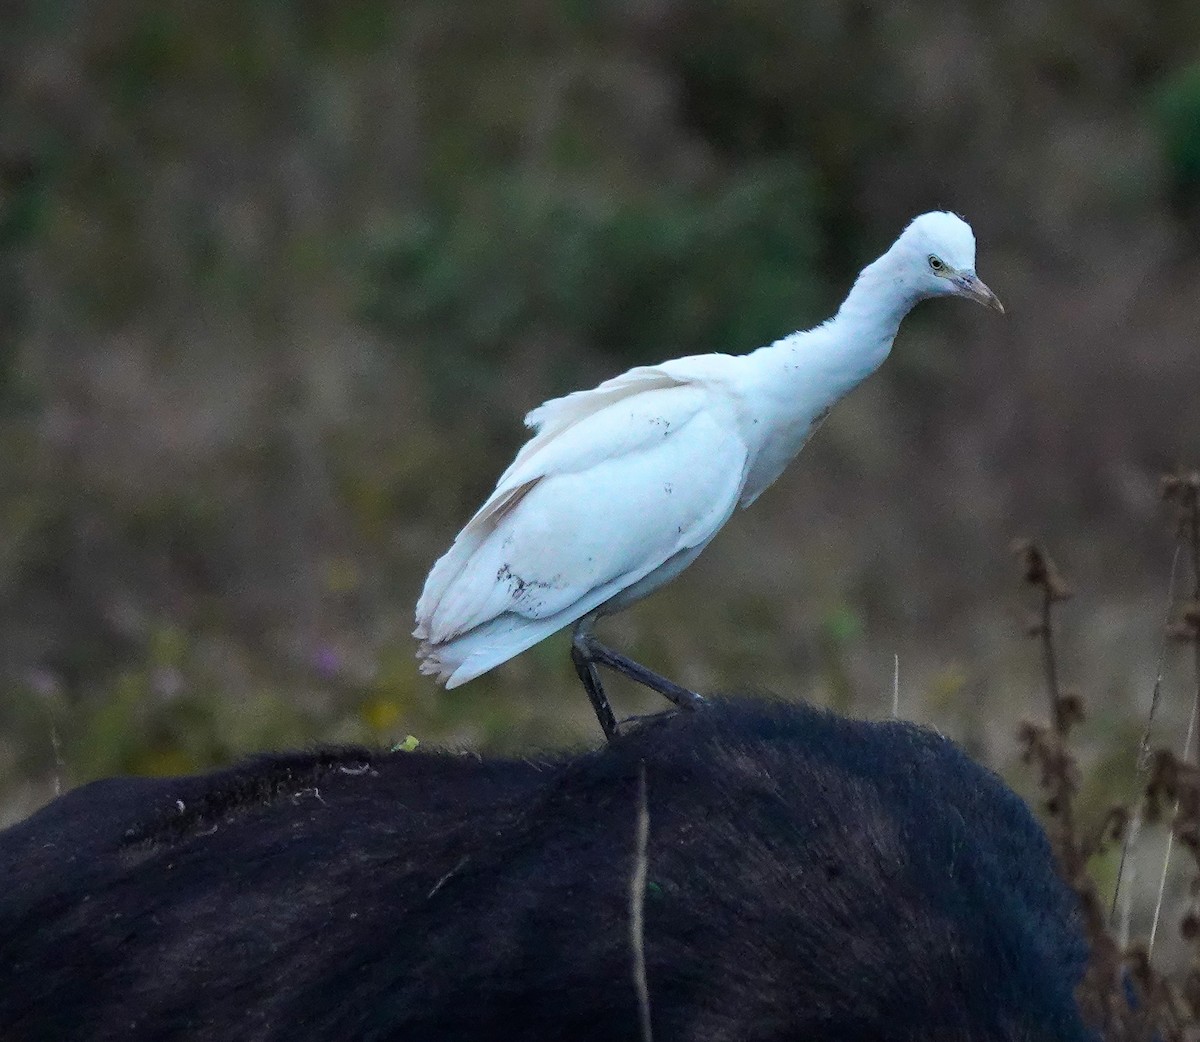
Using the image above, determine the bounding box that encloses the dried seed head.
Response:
[1105,806,1129,843]
[1182,911,1200,941]
[1011,539,1072,600]
[1149,749,1178,789]
[1055,691,1085,730]
[1126,942,1150,974]
[1012,539,1046,585]
[1168,620,1200,643]
[1016,720,1043,762]
[1161,469,1200,502]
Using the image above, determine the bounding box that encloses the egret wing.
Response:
[416,356,749,641]
[418,377,716,634]
[418,393,748,647]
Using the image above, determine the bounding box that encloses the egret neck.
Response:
[736,250,921,505]
[831,245,927,365]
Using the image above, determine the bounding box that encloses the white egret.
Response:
[415,212,1003,738]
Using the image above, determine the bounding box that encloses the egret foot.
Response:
[570,624,704,741]
[617,709,683,731]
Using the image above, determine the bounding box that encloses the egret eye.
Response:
[928,254,945,272]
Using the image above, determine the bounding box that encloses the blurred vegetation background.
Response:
[3,0,1200,944]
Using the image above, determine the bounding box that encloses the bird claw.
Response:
[614,697,706,736]
[615,710,678,733]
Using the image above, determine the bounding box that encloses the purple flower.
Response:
[312,645,341,678]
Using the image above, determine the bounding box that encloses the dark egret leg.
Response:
[570,621,705,740]
[570,623,618,741]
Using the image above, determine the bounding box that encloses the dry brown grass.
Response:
[1017,470,1200,1040]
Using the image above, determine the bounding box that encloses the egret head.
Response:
[897,211,1004,313]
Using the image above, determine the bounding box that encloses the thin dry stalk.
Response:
[630,761,652,1042]
[1012,540,1082,873]
[1149,688,1198,956]
[1161,472,1200,761]
[48,716,63,798]
[1111,544,1182,927]
[892,653,899,719]
[1138,545,1183,772]
[1118,807,1142,949]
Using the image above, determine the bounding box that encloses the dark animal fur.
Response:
[0,697,1093,1041]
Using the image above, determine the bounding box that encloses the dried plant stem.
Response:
[1013,542,1138,1035]
[1189,480,1200,772]
[1118,806,1141,949]
[48,716,63,798]
[892,653,899,719]
[1041,585,1064,726]
[1111,545,1182,926]
[1149,693,1199,957]
[1039,579,1081,871]
[631,762,652,1042]
[1139,545,1183,771]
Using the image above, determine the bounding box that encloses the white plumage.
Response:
[415,211,1002,697]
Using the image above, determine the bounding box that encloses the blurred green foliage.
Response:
[1155,60,1200,201]
[361,162,821,408]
